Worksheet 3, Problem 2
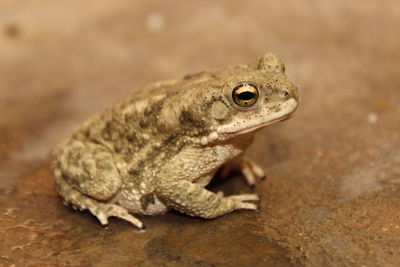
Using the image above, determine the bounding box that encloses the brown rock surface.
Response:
[1,1,399,266]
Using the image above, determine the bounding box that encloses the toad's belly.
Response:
[110,189,170,215]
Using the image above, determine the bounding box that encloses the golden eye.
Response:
[232,83,259,107]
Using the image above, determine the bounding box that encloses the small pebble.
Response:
[145,12,165,33]
[367,112,378,124]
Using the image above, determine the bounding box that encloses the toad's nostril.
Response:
[283,90,289,97]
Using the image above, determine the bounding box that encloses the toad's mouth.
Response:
[217,98,298,135]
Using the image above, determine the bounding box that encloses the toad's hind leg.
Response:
[54,168,144,229]
[54,140,122,201]
[53,139,143,229]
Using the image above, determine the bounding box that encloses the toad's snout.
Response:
[288,85,299,102]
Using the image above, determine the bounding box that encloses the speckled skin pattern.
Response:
[52,53,299,229]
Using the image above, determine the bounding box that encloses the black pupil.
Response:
[238,91,256,100]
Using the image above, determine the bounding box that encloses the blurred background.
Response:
[1,0,399,266]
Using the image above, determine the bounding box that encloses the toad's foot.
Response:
[226,194,259,202]
[91,203,144,230]
[68,194,144,229]
[216,192,259,210]
[220,156,265,187]
[226,194,260,210]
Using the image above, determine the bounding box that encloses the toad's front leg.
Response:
[155,176,259,219]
